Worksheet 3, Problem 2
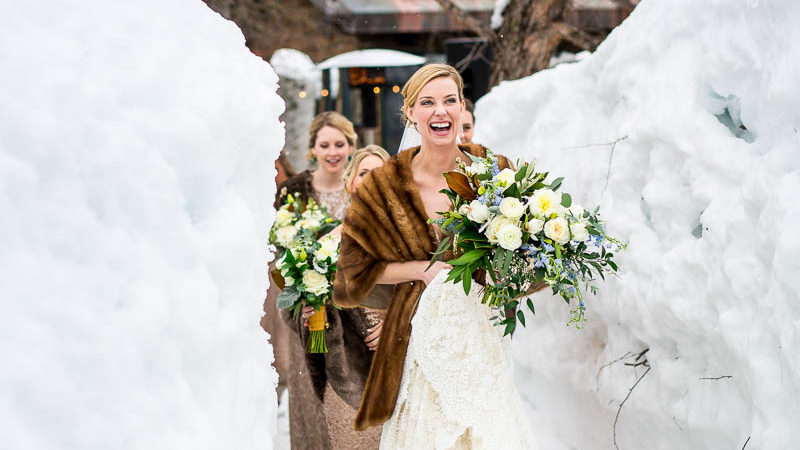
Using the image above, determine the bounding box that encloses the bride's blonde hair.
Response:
[400,64,465,126]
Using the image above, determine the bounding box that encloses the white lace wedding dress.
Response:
[380,270,538,450]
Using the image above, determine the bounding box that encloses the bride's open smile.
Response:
[408,76,464,146]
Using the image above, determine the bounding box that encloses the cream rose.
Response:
[569,222,590,242]
[467,200,490,223]
[569,204,585,219]
[486,216,516,244]
[526,218,544,235]
[499,197,525,220]
[314,234,340,262]
[275,208,294,227]
[494,168,517,188]
[466,161,489,176]
[275,225,298,248]
[529,189,560,218]
[284,276,295,287]
[298,218,321,230]
[544,217,570,244]
[496,222,523,250]
[302,270,330,296]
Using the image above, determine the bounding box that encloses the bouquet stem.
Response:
[306,305,328,353]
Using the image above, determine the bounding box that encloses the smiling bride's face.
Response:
[407,76,464,148]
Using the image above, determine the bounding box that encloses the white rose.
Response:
[496,222,523,250]
[284,276,295,287]
[569,204,585,219]
[275,225,298,248]
[526,218,544,235]
[298,218,321,230]
[314,234,340,262]
[544,217,571,244]
[499,197,525,220]
[458,204,472,216]
[529,189,560,218]
[275,208,294,227]
[467,200,490,223]
[493,168,517,188]
[302,270,330,296]
[465,161,489,176]
[486,216,516,244]
[570,222,590,242]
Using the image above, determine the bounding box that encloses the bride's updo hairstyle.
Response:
[400,64,465,126]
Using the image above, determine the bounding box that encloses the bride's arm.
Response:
[377,261,452,286]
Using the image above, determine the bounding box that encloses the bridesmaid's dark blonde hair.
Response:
[400,64,465,126]
[307,111,358,161]
[342,145,390,193]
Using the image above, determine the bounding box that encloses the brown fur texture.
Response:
[334,143,511,430]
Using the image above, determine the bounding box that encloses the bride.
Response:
[333,63,538,449]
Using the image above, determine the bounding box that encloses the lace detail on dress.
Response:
[380,270,538,450]
[317,188,348,221]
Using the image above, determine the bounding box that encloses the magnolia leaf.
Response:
[444,171,478,201]
[270,268,286,290]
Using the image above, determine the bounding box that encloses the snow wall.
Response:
[0,1,283,449]
[476,0,800,449]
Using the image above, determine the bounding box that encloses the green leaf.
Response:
[503,320,516,336]
[515,167,526,182]
[448,249,485,265]
[550,177,564,191]
[527,298,536,315]
[501,249,512,277]
[276,288,301,310]
[561,193,572,208]
[462,272,472,294]
[517,310,526,327]
[459,230,488,242]
[502,183,521,199]
[608,260,618,271]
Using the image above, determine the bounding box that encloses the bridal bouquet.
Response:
[269,193,340,353]
[431,151,625,334]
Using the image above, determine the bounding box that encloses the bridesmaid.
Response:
[270,111,356,450]
[299,144,392,449]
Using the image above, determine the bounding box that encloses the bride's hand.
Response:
[420,261,453,286]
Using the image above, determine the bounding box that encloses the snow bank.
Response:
[475,0,800,448]
[0,1,283,449]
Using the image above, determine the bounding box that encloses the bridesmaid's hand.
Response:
[301,303,315,327]
[420,261,452,286]
[364,320,382,351]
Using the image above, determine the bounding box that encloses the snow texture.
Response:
[475,0,800,449]
[270,48,321,97]
[491,0,511,29]
[0,1,284,449]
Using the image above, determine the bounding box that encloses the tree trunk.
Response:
[435,0,602,88]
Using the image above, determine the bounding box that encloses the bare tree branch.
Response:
[613,366,651,450]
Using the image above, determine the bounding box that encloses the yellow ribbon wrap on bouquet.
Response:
[306,305,328,353]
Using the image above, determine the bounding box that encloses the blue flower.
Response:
[532,254,546,268]
[491,160,500,176]
[493,196,502,206]
[543,243,555,253]
[520,244,530,251]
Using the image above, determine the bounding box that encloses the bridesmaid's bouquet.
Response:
[270,193,340,353]
[431,151,625,334]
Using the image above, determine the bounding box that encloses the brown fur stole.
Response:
[333,143,511,430]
